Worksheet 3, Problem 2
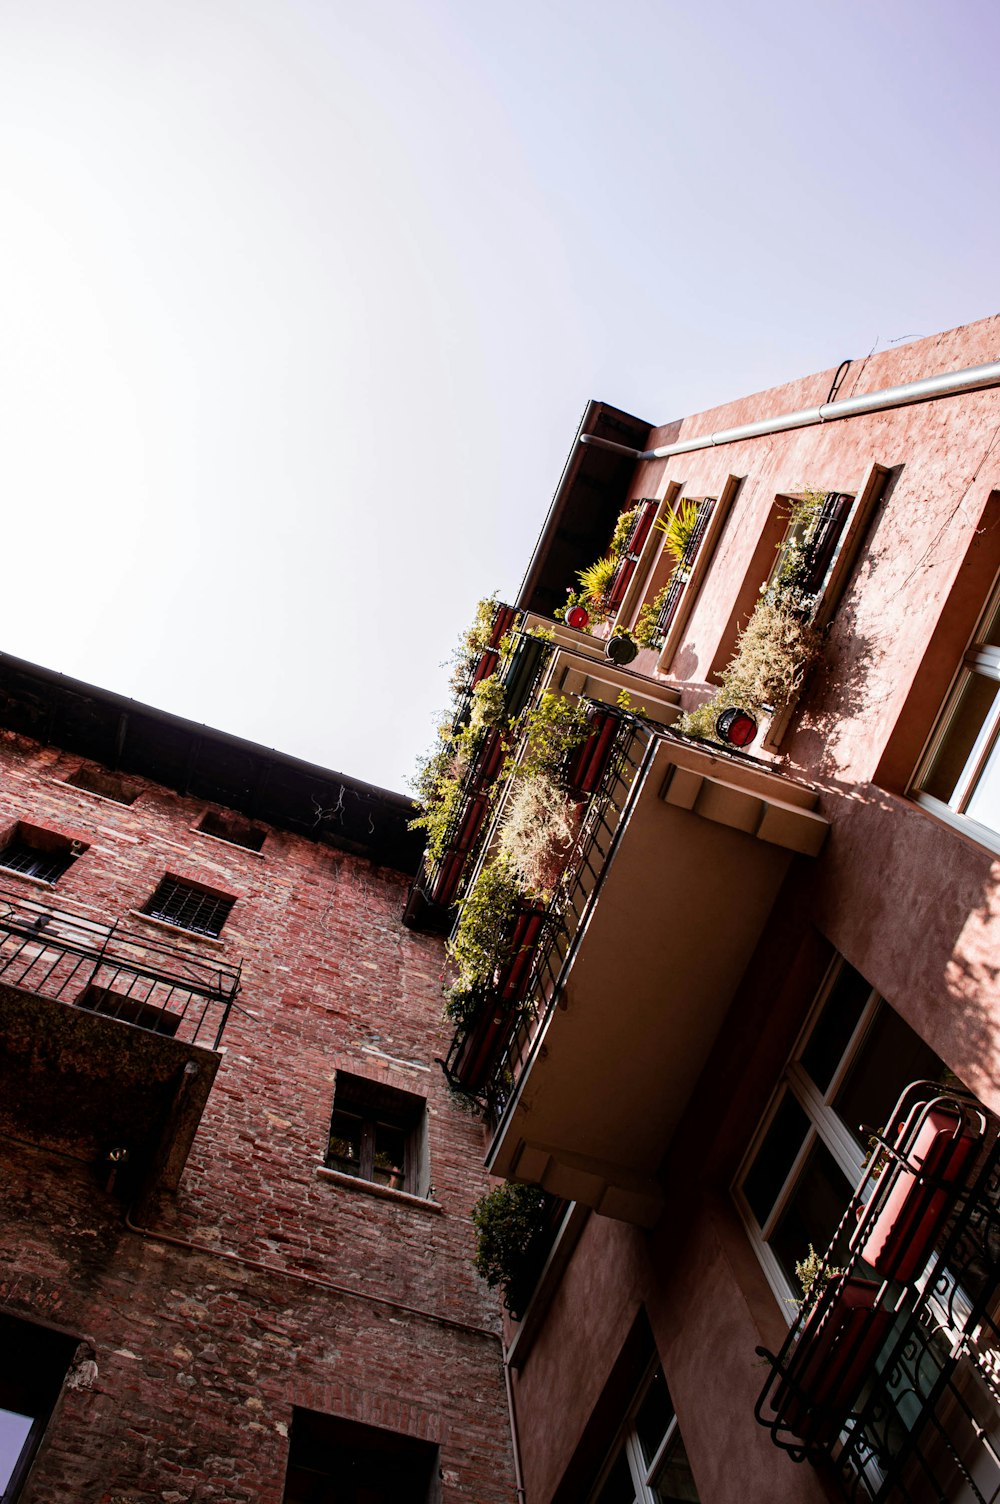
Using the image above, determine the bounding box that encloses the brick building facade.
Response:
[0,680,515,1502]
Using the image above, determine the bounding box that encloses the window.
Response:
[195,810,266,853]
[326,1073,427,1197]
[141,877,234,938]
[0,824,84,885]
[65,766,139,805]
[282,1409,439,1504]
[0,1313,77,1503]
[736,958,945,1303]
[766,491,855,610]
[914,577,1000,848]
[590,1362,700,1504]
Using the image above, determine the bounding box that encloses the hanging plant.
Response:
[448,857,524,992]
[471,1182,549,1305]
[496,773,581,899]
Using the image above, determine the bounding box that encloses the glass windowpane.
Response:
[799,964,871,1091]
[743,1092,810,1228]
[834,1004,943,1151]
[651,1431,700,1503]
[769,1138,853,1289]
[372,1123,407,1188]
[0,1408,33,1492]
[922,672,1000,808]
[634,1367,673,1467]
[327,1111,362,1175]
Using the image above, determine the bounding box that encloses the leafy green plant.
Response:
[655,498,701,566]
[471,1181,549,1304]
[497,772,580,898]
[769,493,828,598]
[633,584,671,648]
[677,587,822,743]
[469,673,508,733]
[609,503,641,558]
[516,692,590,780]
[577,555,618,609]
[448,856,523,991]
[794,1244,845,1313]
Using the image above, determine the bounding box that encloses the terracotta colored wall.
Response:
[0,735,512,1503]
[509,316,1000,1504]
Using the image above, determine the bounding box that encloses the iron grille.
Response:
[653,497,715,641]
[476,710,658,1127]
[798,491,854,599]
[755,1082,1000,1503]
[142,878,235,938]
[0,884,241,1048]
[0,841,75,885]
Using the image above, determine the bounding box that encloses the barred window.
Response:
[0,825,83,885]
[141,877,235,938]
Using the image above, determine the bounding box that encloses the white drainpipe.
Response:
[579,358,1000,462]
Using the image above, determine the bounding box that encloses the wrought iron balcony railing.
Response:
[755,1081,1000,1503]
[420,630,553,912]
[456,710,657,1124]
[0,886,242,1049]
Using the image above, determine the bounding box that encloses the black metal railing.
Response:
[0,886,242,1049]
[653,497,715,642]
[420,630,553,912]
[755,1082,1000,1503]
[481,711,658,1128]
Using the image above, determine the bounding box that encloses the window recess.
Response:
[649,475,739,671]
[325,1073,428,1198]
[589,1360,700,1504]
[0,823,85,885]
[913,574,1000,852]
[140,877,235,938]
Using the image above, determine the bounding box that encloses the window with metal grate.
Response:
[0,825,82,885]
[142,877,235,938]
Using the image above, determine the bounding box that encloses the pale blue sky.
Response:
[1,0,997,791]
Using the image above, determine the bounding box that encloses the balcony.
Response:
[479,722,829,1225]
[755,1082,1000,1503]
[0,886,241,1200]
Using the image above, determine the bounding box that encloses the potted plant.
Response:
[471,1181,550,1315]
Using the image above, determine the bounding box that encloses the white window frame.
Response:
[912,574,1000,857]
[732,960,882,1313]
[588,1359,699,1504]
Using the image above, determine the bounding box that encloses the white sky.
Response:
[1,0,998,792]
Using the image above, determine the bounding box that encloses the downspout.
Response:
[504,1346,528,1504]
[578,358,1000,462]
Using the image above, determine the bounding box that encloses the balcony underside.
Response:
[487,739,828,1225]
[0,982,220,1198]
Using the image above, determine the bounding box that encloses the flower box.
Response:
[565,709,620,795]
[855,1104,982,1283]
[774,1277,892,1445]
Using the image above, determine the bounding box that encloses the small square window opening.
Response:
[141,877,235,938]
[326,1074,427,1197]
[196,810,266,853]
[0,823,85,885]
[65,766,139,805]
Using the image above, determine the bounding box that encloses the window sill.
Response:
[189,828,266,859]
[47,777,138,809]
[314,1164,443,1214]
[0,867,58,890]
[126,909,227,949]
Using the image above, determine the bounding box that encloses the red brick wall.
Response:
[0,735,514,1503]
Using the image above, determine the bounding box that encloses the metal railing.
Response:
[420,630,554,911]
[755,1083,1000,1503]
[0,886,242,1049]
[482,710,658,1129]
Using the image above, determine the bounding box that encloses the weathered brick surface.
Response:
[0,738,513,1503]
